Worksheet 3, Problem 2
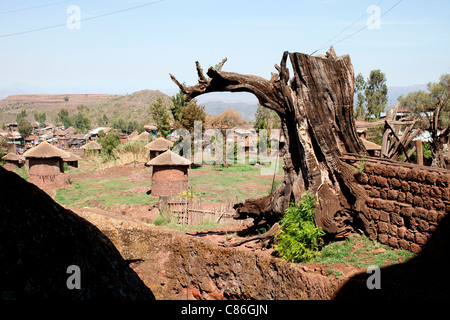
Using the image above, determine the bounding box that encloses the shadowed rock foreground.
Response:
[0,166,155,300]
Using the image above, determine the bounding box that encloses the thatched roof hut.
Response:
[81,140,102,155]
[127,130,139,140]
[23,141,70,191]
[130,131,150,142]
[63,152,82,168]
[2,152,22,162]
[146,150,191,197]
[23,140,70,159]
[82,140,102,150]
[2,152,24,171]
[145,137,173,159]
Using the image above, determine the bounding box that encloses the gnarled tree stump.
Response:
[170,47,370,239]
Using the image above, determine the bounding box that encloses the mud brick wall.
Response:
[354,161,450,254]
[150,166,188,197]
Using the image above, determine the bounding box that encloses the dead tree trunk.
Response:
[430,89,450,168]
[170,47,368,239]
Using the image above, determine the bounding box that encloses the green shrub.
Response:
[274,192,325,263]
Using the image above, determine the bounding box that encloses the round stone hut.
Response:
[2,152,24,171]
[147,150,191,197]
[23,140,70,191]
[145,137,173,160]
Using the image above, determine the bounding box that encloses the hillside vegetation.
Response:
[0,90,172,126]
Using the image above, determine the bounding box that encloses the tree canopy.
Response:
[355,70,388,120]
[149,97,171,138]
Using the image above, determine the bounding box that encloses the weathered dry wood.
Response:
[384,120,411,162]
[223,223,280,247]
[430,83,450,168]
[415,139,423,165]
[170,47,369,239]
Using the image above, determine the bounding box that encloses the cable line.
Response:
[310,0,402,55]
[0,0,165,38]
[0,0,73,15]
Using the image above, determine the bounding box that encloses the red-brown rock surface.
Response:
[0,167,155,300]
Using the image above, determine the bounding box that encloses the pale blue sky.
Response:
[0,0,449,95]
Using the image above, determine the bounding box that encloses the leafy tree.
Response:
[111,118,127,132]
[207,108,247,129]
[355,73,366,120]
[126,119,144,134]
[16,109,27,123]
[72,111,91,133]
[355,70,388,120]
[110,118,144,134]
[150,97,171,138]
[57,108,72,128]
[254,104,280,132]
[179,99,206,132]
[398,73,450,168]
[365,69,388,119]
[171,87,188,123]
[17,118,33,138]
[98,113,109,127]
[98,130,121,156]
[33,111,46,127]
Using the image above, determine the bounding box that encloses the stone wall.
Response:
[352,160,450,254]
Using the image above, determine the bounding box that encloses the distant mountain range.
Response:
[0,84,428,126]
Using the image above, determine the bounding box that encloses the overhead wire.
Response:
[310,0,403,55]
[0,0,74,15]
[0,0,165,39]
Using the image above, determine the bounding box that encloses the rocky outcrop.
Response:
[0,167,154,300]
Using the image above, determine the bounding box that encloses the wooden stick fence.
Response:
[158,188,248,226]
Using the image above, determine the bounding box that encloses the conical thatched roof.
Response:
[81,140,102,150]
[144,137,173,151]
[130,131,150,141]
[63,152,82,162]
[2,152,21,162]
[146,150,191,166]
[127,130,139,139]
[23,141,70,159]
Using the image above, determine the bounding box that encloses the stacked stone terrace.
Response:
[353,160,449,254]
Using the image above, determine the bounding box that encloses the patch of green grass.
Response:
[312,234,416,269]
[13,166,29,181]
[55,175,155,208]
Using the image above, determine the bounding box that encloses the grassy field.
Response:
[54,159,285,208]
[189,162,284,203]
[55,174,155,208]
